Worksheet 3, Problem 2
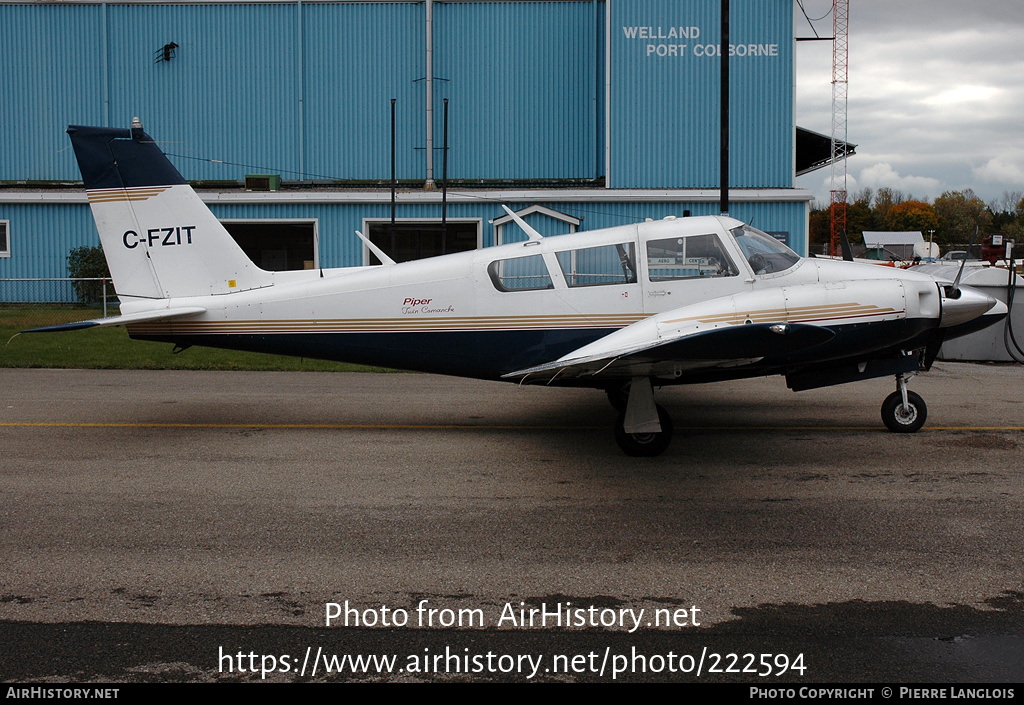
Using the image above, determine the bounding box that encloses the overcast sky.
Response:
[793,0,1024,209]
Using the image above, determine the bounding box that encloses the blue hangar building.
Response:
[0,0,830,296]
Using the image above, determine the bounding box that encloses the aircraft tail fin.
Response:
[67,120,272,300]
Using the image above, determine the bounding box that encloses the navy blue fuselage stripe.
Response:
[67,125,188,190]
[131,328,615,380]
[128,320,936,382]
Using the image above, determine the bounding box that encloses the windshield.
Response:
[730,225,800,275]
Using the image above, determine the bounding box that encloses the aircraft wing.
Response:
[503,320,835,383]
[22,306,207,333]
[502,289,844,383]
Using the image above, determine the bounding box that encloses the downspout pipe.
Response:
[425,0,435,189]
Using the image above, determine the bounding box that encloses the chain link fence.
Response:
[0,278,117,327]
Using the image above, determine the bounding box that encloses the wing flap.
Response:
[22,306,207,333]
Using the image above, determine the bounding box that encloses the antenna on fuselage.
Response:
[355,231,396,266]
[501,205,544,242]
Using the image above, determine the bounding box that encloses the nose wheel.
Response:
[881,375,927,433]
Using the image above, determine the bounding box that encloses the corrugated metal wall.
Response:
[608,0,793,189]
[1,0,794,187]
[0,4,106,181]
[0,203,98,278]
[303,1,426,180]
[434,0,598,180]
[0,1,608,184]
[0,196,805,280]
[107,3,303,181]
[0,0,808,293]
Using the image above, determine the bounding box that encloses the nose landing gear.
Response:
[881,374,927,433]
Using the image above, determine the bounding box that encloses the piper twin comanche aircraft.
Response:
[31,120,1007,456]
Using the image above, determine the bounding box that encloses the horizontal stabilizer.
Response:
[23,307,206,333]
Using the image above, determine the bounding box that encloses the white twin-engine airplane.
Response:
[34,120,1007,455]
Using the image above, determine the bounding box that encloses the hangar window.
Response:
[555,243,637,287]
[0,220,9,257]
[646,234,737,281]
[487,254,553,292]
[365,220,479,264]
[221,220,317,271]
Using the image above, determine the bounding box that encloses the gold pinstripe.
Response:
[86,187,169,203]
[127,314,647,334]
[125,302,901,335]
[664,302,901,326]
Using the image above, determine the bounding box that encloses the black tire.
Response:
[881,390,927,433]
[614,405,674,457]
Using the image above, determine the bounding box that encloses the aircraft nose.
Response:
[939,285,1005,328]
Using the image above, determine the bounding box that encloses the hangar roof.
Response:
[795,126,857,176]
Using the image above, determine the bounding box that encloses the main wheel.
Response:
[881,390,927,433]
[614,405,674,457]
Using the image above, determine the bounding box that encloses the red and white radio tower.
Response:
[829,0,850,256]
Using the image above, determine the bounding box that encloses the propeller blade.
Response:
[949,224,979,297]
[839,228,854,262]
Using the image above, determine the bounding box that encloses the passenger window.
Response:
[487,254,553,292]
[646,234,738,281]
[555,243,637,287]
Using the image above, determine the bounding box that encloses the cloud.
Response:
[973,157,1024,185]
[795,0,1024,202]
[857,163,942,196]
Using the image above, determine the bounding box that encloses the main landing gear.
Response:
[606,372,928,455]
[880,373,927,433]
[608,377,674,457]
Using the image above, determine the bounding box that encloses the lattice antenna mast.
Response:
[829,0,849,256]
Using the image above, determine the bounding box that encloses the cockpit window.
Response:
[731,225,800,275]
[646,234,738,281]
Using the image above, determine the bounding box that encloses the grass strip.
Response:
[0,305,395,372]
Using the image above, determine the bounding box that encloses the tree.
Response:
[932,189,992,244]
[808,201,874,253]
[1004,220,1024,243]
[808,203,833,249]
[884,200,939,234]
[67,245,111,304]
[872,187,905,225]
[988,190,1023,217]
[852,187,874,208]
[989,190,1024,232]
[845,198,877,242]
[808,204,830,250]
